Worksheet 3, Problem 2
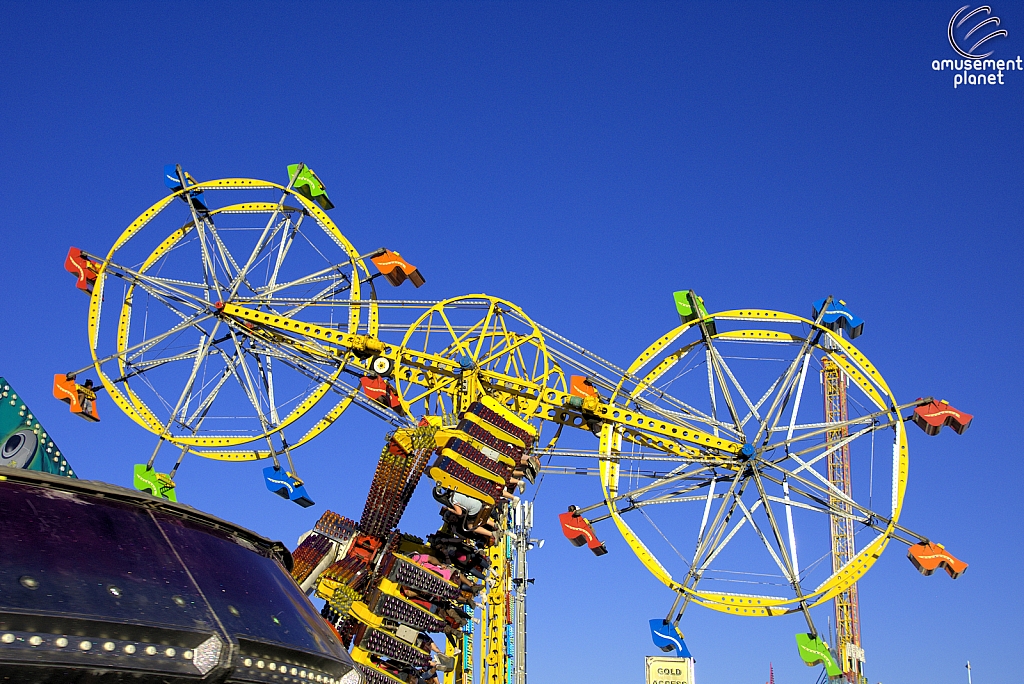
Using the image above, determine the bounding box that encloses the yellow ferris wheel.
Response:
[592,305,909,611]
[60,167,394,499]
[544,294,970,674]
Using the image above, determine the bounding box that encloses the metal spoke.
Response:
[704,338,744,435]
[121,349,201,375]
[733,493,790,579]
[616,338,732,431]
[752,299,833,447]
[697,494,759,574]
[696,475,717,549]
[690,467,748,574]
[477,332,539,372]
[226,185,297,299]
[626,490,728,509]
[183,358,240,427]
[749,467,801,586]
[784,353,812,442]
[106,313,213,372]
[137,274,210,291]
[471,301,497,360]
[739,373,783,429]
[706,347,720,436]
[194,217,225,304]
[146,319,223,465]
[256,262,352,298]
[760,468,879,524]
[282,276,353,318]
[763,462,864,519]
[266,214,302,294]
[764,399,925,451]
[603,466,718,512]
[205,221,237,279]
[763,493,869,523]
[776,422,882,476]
[782,476,800,579]
[711,345,762,426]
[109,273,207,318]
[223,331,274,429]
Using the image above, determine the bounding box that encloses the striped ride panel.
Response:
[368,591,447,633]
[479,395,537,437]
[444,437,512,482]
[464,402,532,447]
[314,510,359,545]
[360,438,429,538]
[472,398,536,443]
[291,532,333,584]
[456,419,523,461]
[356,662,407,684]
[431,455,503,501]
[355,626,430,668]
[382,553,461,600]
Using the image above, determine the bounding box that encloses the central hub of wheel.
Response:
[740,442,755,459]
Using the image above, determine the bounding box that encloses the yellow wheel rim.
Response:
[393,295,562,424]
[599,309,906,615]
[88,179,374,458]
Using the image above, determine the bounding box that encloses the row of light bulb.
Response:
[1,632,192,658]
[240,655,363,683]
[2,630,361,683]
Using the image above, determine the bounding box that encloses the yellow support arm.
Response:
[218,303,745,457]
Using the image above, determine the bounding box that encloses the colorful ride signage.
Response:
[646,656,695,684]
[1,377,76,478]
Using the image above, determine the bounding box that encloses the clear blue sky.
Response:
[1,2,1021,683]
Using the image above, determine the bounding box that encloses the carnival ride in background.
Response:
[55,165,973,684]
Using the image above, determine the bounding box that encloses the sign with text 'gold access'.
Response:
[645,656,694,684]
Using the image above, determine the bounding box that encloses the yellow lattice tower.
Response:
[462,624,474,684]
[444,622,474,684]
[823,357,865,683]
[483,531,509,684]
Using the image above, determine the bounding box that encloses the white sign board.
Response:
[645,656,695,684]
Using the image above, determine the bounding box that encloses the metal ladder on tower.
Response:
[823,353,867,684]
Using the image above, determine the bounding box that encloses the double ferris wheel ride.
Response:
[58,165,971,678]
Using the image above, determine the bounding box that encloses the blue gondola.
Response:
[812,298,864,339]
[263,465,315,507]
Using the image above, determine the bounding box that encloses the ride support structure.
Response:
[54,166,977,683]
[823,355,865,684]
[509,500,537,684]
